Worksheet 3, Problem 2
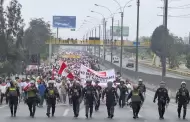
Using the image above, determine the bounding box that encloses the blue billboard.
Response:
[53,16,76,28]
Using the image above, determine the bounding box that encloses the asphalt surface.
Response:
[0,91,189,122]
[102,53,190,80]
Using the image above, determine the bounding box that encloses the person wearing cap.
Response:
[176,81,189,119]
[25,80,38,118]
[137,79,146,98]
[44,80,59,117]
[102,81,119,119]
[126,84,144,119]
[94,80,102,111]
[5,81,20,117]
[117,80,128,108]
[69,80,82,117]
[153,81,170,120]
[82,80,97,118]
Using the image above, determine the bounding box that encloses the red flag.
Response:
[58,62,67,75]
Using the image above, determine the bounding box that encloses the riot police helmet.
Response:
[181,81,186,85]
[160,81,165,88]
[181,81,186,88]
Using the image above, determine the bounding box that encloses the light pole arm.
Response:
[113,0,122,12]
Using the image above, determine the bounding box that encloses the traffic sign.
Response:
[53,16,76,28]
[71,29,75,31]
[133,42,140,46]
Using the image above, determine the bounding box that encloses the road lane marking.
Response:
[62,108,70,116]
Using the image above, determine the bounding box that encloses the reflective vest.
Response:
[131,91,141,102]
[9,87,17,96]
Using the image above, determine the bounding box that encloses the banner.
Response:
[80,64,115,83]
[62,54,81,58]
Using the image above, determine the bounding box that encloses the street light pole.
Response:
[104,20,107,60]
[135,0,140,72]
[120,12,124,75]
[99,25,101,58]
[111,17,114,64]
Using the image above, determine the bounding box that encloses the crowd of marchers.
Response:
[0,51,189,120]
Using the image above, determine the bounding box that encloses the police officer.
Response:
[82,80,97,118]
[94,80,102,111]
[6,81,20,117]
[45,80,59,117]
[70,81,82,117]
[176,81,189,119]
[117,80,128,108]
[137,79,146,97]
[25,80,38,118]
[153,81,170,120]
[127,84,144,119]
[102,81,119,119]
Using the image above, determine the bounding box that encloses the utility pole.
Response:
[189,32,190,44]
[162,0,168,79]
[120,12,124,75]
[135,0,140,72]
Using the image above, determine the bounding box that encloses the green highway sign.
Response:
[71,29,75,31]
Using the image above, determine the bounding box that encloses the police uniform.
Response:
[153,81,170,120]
[176,81,189,119]
[102,85,119,119]
[70,82,82,117]
[127,85,144,119]
[6,83,20,117]
[25,81,38,118]
[82,80,97,118]
[45,80,59,117]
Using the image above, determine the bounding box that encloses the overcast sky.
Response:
[4,0,190,40]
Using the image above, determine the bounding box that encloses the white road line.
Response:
[62,108,70,116]
[0,105,8,109]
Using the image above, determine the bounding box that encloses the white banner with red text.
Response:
[80,64,115,83]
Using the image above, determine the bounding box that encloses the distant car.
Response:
[126,59,134,68]
[113,56,119,63]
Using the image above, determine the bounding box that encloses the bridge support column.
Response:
[48,43,52,64]
[98,46,100,58]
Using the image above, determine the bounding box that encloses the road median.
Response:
[139,61,190,77]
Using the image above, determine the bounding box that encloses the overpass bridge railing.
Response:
[45,39,150,47]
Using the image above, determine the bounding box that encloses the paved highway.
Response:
[0,90,188,122]
[101,53,190,80]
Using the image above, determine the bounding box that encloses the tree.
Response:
[151,25,173,77]
[0,0,25,76]
[23,18,51,62]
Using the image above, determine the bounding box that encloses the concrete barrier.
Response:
[97,57,189,97]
